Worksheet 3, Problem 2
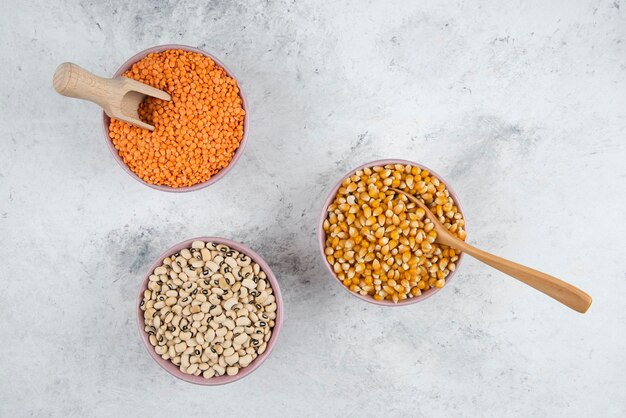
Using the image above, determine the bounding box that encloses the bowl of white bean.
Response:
[137,237,283,385]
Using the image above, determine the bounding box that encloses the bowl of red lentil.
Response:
[138,237,283,385]
[318,159,467,306]
[103,44,249,192]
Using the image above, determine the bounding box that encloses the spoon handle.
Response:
[53,62,113,109]
[452,239,592,313]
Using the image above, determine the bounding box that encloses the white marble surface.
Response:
[1,0,625,416]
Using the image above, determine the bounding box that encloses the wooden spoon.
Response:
[53,62,171,130]
[390,187,592,313]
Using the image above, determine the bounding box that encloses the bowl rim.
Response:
[317,158,466,307]
[102,44,250,193]
[136,236,283,385]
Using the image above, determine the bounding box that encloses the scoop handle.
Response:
[453,239,593,313]
[53,62,112,110]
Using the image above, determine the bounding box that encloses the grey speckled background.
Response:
[1,0,625,416]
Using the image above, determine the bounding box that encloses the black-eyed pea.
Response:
[168,345,176,358]
[200,248,211,261]
[237,254,251,267]
[144,307,156,320]
[226,366,239,376]
[218,356,227,368]
[200,302,211,313]
[253,264,260,275]
[233,333,248,345]
[223,296,238,310]
[174,342,187,353]
[186,363,198,374]
[190,259,204,269]
[203,368,215,378]
[149,335,157,346]
[265,303,277,313]
[208,293,221,305]
[262,295,275,306]
[193,312,204,322]
[199,362,210,371]
[231,282,242,292]
[236,308,249,318]
[241,278,256,290]
[255,291,269,304]
[164,312,174,324]
[213,364,225,376]
[205,328,216,342]
[181,354,190,368]
[182,306,191,316]
[215,327,227,338]
[225,353,239,366]
[209,320,219,330]
[238,354,253,367]
[235,317,251,326]
[258,342,267,355]
[191,241,205,250]
[223,318,235,330]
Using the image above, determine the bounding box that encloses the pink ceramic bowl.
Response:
[137,237,283,385]
[102,44,249,192]
[318,159,466,307]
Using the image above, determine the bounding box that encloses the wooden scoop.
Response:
[53,62,171,130]
[390,187,592,313]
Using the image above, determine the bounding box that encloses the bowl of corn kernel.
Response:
[103,44,249,192]
[318,159,467,306]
